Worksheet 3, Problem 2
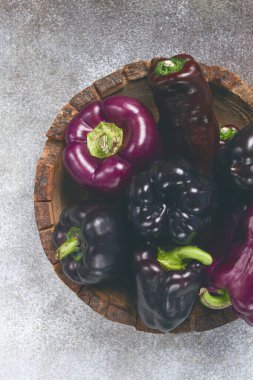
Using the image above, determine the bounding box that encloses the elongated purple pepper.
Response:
[63,95,161,197]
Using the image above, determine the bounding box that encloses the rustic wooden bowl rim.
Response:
[34,60,253,333]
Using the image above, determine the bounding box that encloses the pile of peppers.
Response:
[52,53,253,332]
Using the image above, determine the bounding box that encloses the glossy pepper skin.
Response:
[216,123,253,193]
[148,54,219,173]
[52,201,129,285]
[201,201,253,326]
[204,201,246,289]
[63,95,161,197]
[128,157,216,245]
[135,245,212,332]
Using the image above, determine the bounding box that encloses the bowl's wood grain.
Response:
[34,61,253,333]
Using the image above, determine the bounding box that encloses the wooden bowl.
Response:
[34,61,253,333]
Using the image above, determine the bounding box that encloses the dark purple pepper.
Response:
[135,244,212,332]
[52,201,130,285]
[128,157,216,245]
[216,123,253,193]
[200,201,253,325]
[63,95,161,197]
[148,54,219,174]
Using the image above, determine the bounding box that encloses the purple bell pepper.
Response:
[200,201,253,325]
[63,95,161,197]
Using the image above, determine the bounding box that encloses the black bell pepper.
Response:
[148,54,219,173]
[52,201,129,285]
[216,123,253,193]
[135,244,212,332]
[128,157,216,245]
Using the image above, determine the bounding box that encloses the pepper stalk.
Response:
[55,227,86,262]
[87,122,123,159]
[219,126,238,142]
[199,288,232,309]
[157,246,213,271]
[154,57,187,76]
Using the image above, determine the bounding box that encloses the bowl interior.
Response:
[50,77,253,333]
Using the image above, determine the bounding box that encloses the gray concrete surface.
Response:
[1,1,253,379]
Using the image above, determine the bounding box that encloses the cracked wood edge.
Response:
[34,62,252,333]
[34,139,64,202]
[46,103,79,142]
[123,60,151,81]
[200,63,253,108]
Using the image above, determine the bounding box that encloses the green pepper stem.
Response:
[199,288,232,309]
[219,126,238,141]
[157,246,213,271]
[55,237,79,261]
[87,121,123,159]
[154,57,186,76]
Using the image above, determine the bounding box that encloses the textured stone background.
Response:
[1,1,253,379]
